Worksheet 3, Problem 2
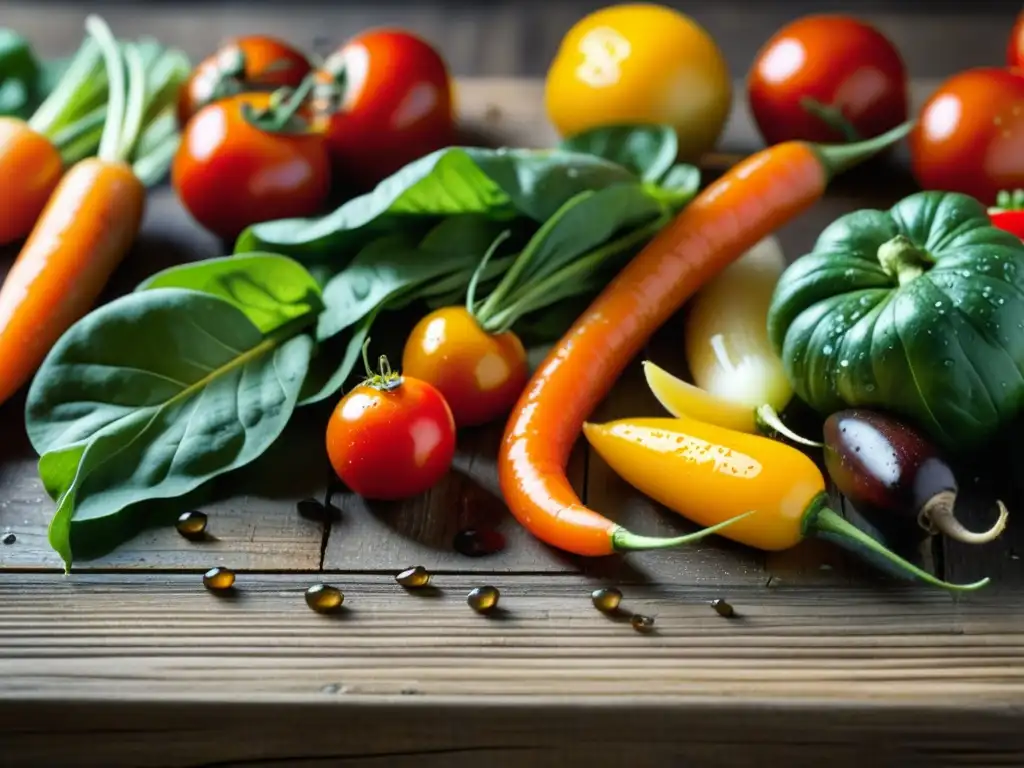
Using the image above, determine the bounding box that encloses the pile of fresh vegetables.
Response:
[2,6,1023,592]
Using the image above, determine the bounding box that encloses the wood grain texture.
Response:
[1,573,1024,767]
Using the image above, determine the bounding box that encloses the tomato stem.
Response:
[995,189,1024,211]
[359,337,402,391]
[799,97,861,143]
[242,76,316,134]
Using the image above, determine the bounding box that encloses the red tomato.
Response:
[325,363,457,500]
[401,306,529,428]
[747,15,908,145]
[1009,11,1024,69]
[909,68,1024,206]
[312,29,456,189]
[172,92,331,241]
[177,35,311,127]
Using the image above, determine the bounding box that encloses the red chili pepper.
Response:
[989,189,1024,239]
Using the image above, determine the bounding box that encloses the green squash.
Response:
[767,191,1024,453]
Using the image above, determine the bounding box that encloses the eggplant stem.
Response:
[919,492,1009,545]
[755,405,822,448]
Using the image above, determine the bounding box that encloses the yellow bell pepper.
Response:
[582,414,989,591]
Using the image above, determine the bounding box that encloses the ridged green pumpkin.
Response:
[767,191,1024,453]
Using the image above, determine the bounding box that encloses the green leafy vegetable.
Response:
[136,253,324,333]
[25,289,316,571]
[0,29,42,118]
[558,123,678,183]
[234,146,638,263]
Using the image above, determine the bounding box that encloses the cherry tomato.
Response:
[402,306,529,428]
[172,91,331,241]
[312,29,456,189]
[325,360,456,500]
[909,68,1024,206]
[1008,11,1024,69]
[747,15,908,146]
[544,4,731,161]
[177,35,311,127]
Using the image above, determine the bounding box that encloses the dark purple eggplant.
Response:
[822,409,1008,545]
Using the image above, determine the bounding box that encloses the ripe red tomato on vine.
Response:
[172,89,331,241]
[1008,11,1024,69]
[311,29,457,189]
[326,347,457,500]
[747,15,908,146]
[909,67,1024,206]
[176,35,311,127]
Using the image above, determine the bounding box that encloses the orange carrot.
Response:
[0,16,147,407]
[497,124,912,557]
[0,118,63,244]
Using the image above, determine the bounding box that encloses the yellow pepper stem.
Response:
[612,510,757,552]
[803,495,990,592]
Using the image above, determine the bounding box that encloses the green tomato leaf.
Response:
[136,252,324,334]
[558,124,678,183]
[234,146,637,264]
[25,289,313,570]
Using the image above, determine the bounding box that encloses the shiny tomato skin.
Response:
[172,92,331,241]
[1009,11,1024,69]
[314,29,456,189]
[177,35,311,127]
[748,15,908,145]
[544,4,732,161]
[325,376,457,500]
[401,307,529,428]
[909,68,1024,206]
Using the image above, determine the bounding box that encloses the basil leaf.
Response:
[136,252,323,333]
[25,289,313,570]
[317,235,474,341]
[558,124,678,183]
[235,146,637,263]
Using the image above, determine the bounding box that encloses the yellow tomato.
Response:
[545,4,733,160]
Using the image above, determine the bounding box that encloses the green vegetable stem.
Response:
[767,190,1024,453]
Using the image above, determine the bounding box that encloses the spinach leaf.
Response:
[234,146,637,263]
[25,289,313,570]
[658,163,701,196]
[299,310,377,406]
[136,252,323,333]
[317,235,475,341]
[558,124,678,183]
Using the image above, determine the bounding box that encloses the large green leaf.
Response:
[558,124,678,183]
[234,146,637,263]
[25,289,313,570]
[136,252,323,333]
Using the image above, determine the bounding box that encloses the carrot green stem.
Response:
[810,121,913,180]
[799,97,861,143]
[86,15,126,163]
[27,36,102,136]
[804,496,990,592]
[612,511,756,552]
[117,43,148,160]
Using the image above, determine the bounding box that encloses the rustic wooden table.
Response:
[2,3,1024,767]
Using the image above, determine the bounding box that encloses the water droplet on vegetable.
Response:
[176,510,208,541]
[631,614,655,633]
[396,566,431,588]
[710,599,736,618]
[591,587,623,613]
[453,528,506,557]
[305,583,345,614]
[839,359,849,368]
[2,532,15,545]
[467,586,500,613]
[822,344,833,355]
[203,566,235,593]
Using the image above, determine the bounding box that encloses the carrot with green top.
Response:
[497,123,913,557]
[0,16,147,407]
